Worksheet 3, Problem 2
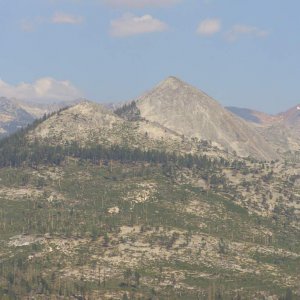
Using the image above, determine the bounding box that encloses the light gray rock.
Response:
[136,76,279,160]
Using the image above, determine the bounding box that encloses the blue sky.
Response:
[0,0,299,113]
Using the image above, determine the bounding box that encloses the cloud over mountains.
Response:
[0,78,83,103]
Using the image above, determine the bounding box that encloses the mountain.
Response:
[30,101,125,145]
[227,105,300,153]
[256,123,300,153]
[0,97,35,137]
[226,106,277,125]
[0,96,299,299]
[30,100,231,160]
[0,97,78,138]
[18,101,73,118]
[278,104,300,134]
[135,77,279,160]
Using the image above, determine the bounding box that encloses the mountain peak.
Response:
[153,76,211,102]
[158,76,189,90]
[136,77,279,160]
[164,75,183,83]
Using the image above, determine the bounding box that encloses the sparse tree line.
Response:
[0,130,234,173]
[1,253,296,300]
[0,109,298,299]
[0,105,251,172]
[114,100,142,121]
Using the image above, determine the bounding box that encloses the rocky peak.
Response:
[136,77,279,160]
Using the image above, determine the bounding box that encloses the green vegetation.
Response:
[0,116,299,299]
[114,101,142,121]
[0,123,231,171]
[0,158,299,299]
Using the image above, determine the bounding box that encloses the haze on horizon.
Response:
[0,0,299,114]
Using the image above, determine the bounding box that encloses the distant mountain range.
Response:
[226,105,300,127]
[1,77,300,158]
[225,106,278,125]
[0,97,80,138]
[227,105,300,152]
[0,97,35,137]
[24,76,277,160]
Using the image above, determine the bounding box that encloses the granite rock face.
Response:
[136,77,279,160]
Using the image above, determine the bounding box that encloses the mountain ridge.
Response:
[227,104,300,152]
[135,77,279,160]
[0,97,81,138]
[0,97,35,137]
[2,77,300,159]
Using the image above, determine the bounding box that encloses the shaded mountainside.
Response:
[227,105,300,153]
[226,106,277,125]
[0,97,35,137]
[18,100,76,118]
[135,77,279,160]
[0,97,78,138]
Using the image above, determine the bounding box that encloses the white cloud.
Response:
[0,78,83,103]
[103,0,180,8]
[226,25,269,41]
[51,12,84,24]
[20,13,83,31]
[110,13,168,37]
[197,18,221,36]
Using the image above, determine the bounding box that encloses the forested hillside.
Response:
[0,107,299,299]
